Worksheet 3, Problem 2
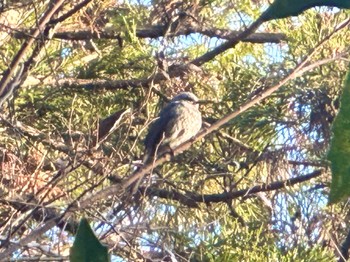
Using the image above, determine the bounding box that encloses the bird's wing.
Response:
[144,102,180,156]
[158,101,185,140]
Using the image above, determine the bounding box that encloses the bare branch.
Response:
[191,15,265,66]
[0,219,58,260]
[30,25,285,43]
[49,0,93,25]
[79,168,324,209]
[142,169,323,205]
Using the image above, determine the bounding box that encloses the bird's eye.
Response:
[182,97,197,103]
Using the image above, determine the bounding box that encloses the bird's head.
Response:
[171,92,199,107]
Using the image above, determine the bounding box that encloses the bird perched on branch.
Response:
[143,92,202,164]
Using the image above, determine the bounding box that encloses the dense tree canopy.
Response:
[0,0,350,261]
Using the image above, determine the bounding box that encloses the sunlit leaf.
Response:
[328,66,350,203]
[70,218,110,262]
[262,0,350,21]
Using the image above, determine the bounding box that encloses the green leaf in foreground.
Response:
[328,67,350,204]
[70,218,110,262]
[262,0,350,21]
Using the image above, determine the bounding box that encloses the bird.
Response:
[143,92,202,164]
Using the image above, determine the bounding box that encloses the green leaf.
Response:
[70,218,110,262]
[328,66,350,203]
[262,0,350,21]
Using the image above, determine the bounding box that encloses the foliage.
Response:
[0,0,349,261]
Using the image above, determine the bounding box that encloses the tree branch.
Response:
[142,169,323,206]
[12,24,286,44]
[191,15,265,66]
[0,0,95,107]
[46,26,285,43]
[47,77,151,90]
[77,168,324,210]
[0,0,66,98]
[49,0,93,25]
